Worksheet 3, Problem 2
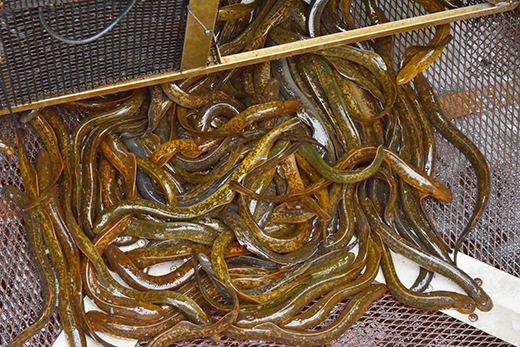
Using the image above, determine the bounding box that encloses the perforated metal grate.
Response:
[0,114,60,347]
[0,0,189,108]
[349,0,520,279]
[0,1,519,347]
[166,293,511,347]
[3,1,79,11]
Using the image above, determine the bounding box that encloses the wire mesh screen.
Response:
[2,0,79,11]
[166,292,511,347]
[349,0,520,279]
[0,0,189,108]
[0,1,520,347]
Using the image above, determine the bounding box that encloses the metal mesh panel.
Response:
[0,115,60,347]
[349,0,520,278]
[425,12,520,278]
[1,1,520,346]
[3,1,80,11]
[0,0,189,108]
[167,293,511,347]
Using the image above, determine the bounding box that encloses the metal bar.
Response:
[1,1,517,116]
[220,1,519,65]
[180,0,220,70]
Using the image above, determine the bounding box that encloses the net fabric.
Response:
[1,2,520,347]
[0,0,189,109]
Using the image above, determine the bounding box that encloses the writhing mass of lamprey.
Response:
[4,0,491,346]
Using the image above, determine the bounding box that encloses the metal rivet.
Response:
[468,313,478,322]
[474,278,483,286]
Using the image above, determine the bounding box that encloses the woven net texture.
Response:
[1,0,519,346]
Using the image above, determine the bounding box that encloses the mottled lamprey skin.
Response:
[4,1,494,346]
[0,135,15,155]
